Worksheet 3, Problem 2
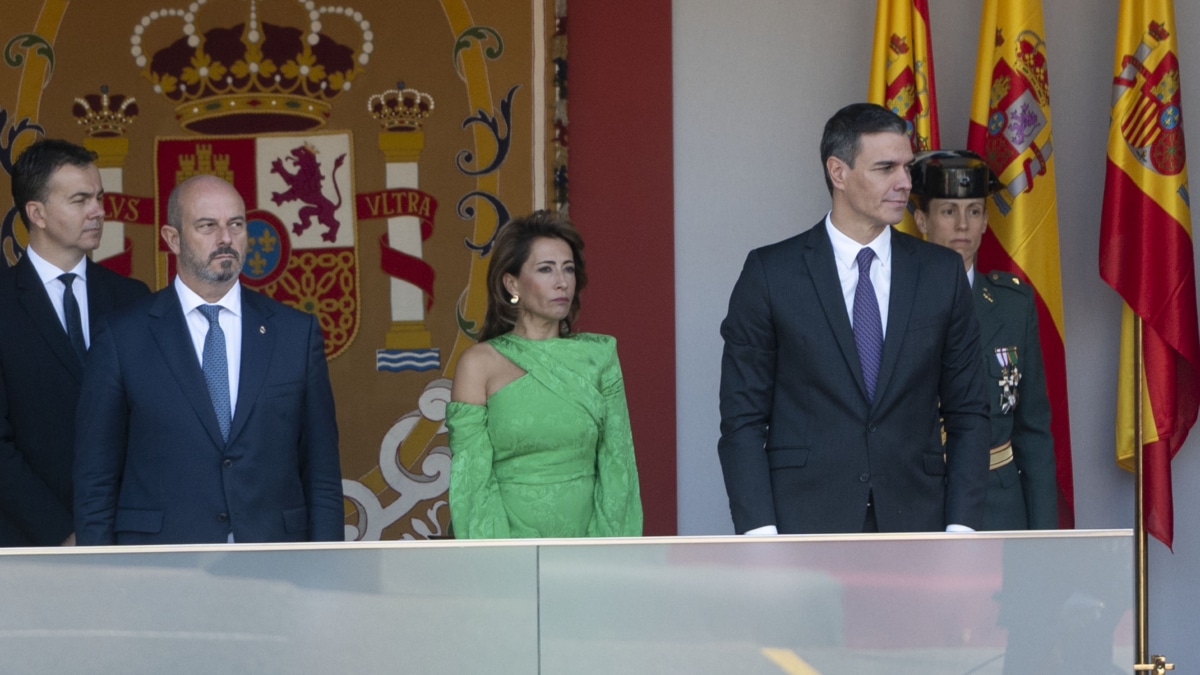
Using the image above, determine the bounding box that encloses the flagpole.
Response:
[1132,316,1174,674]
[1133,316,1148,666]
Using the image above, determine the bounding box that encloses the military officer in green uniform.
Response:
[910,150,1057,530]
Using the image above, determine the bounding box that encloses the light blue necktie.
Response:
[198,304,231,441]
[853,247,883,401]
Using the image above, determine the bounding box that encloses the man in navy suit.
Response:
[718,103,990,534]
[74,174,344,545]
[0,139,149,547]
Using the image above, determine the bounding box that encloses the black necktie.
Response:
[59,273,87,363]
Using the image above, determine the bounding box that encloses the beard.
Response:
[178,237,241,284]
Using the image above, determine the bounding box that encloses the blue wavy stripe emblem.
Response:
[376,349,441,372]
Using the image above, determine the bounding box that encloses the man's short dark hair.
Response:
[10,138,98,227]
[820,103,909,194]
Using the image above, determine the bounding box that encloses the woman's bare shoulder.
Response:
[458,341,504,371]
[452,342,508,404]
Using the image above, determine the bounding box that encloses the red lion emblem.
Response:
[270,144,348,242]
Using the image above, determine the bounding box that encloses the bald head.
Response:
[161,174,248,302]
[167,174,242,230]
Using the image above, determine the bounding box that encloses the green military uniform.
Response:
[910,148,1058,530]
[974,269,1057,529]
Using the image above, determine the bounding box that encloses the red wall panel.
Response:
[569,1,677,534]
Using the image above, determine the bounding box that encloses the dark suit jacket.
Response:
[73,284,344,545]
[718,221,990,533]
[975,270,1057,530]
[0,255,148,546]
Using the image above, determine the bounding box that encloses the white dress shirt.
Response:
[826,213,891,337]
[174,277,243,415]
[25,246,90,347]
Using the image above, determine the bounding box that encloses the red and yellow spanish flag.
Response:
[868,0,939,237]
[1099,0,1200,549]
[967,0,1075,527]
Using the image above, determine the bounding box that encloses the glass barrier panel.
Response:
[538,532,1132,675]
[0,543,539,675]
[0,531,1131,674]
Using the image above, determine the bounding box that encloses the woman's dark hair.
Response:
[479,210,588,341]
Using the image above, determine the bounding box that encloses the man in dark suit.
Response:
[0,139,149,547]
[911,150,1056,530]
[718,103,990,534]
[74,174,344,545]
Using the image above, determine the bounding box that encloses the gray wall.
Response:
[674,0,1199,665]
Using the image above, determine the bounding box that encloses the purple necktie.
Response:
[853,247,883,401]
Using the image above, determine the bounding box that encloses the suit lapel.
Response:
[84,260,117,342]
[228,288,275,443]
[874,230,917,406]
[148,287,227,448]
[803,222,870,398]
[15,256,83,379]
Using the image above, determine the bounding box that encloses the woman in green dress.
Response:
[446,211,643,538]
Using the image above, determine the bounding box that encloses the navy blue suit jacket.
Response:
[73,284,344,545]
[0,255,148,546]
[718,222,990,533]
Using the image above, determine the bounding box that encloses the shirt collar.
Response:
[25,245,88,285]
[825,213,891,272]
[174,276,242,318]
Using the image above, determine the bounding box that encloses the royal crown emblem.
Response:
[130,0,373,135]
[367,85,435,131]
[1013,31,1050,109]
[72,86,138,137]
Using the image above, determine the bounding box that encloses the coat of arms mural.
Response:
[0,0,567,540]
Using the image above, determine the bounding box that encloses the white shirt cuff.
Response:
[743,525,779,536]
[945,523,975,533]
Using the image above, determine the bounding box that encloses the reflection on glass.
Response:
[0,532,1131,675]
[538,533,1131,675]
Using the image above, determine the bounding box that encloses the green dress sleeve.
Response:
[586,341,644,537]
[446,401,512,538]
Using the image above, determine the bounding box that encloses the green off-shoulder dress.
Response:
[445,332,643,538]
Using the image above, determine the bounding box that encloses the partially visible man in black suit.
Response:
[0,138,149,546]
[718,103,990,534]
